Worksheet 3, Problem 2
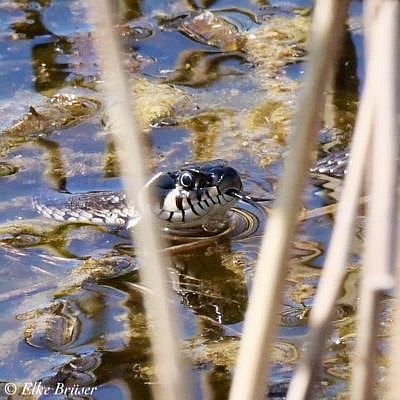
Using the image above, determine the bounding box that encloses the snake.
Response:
[34,159,269,231]
[35,153,349,231]
[310,150,349,178]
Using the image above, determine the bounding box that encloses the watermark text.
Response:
[2,381,98,396]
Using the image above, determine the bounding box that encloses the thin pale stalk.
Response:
[287,2,400,398]
[385,3,400,399]
[286,53,376,400]
[351,2,399,400]
[363,0,380,55]
[300,196,369,220]
[86,1,192,399]
[387,295,400,400]
[387,239,400,400]
[228,2,349,400]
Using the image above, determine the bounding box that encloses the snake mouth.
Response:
[150,160,244,229]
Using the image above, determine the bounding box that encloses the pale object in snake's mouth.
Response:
[34,159,271,233]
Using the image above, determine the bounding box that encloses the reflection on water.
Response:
[117,0,142,22]
[0,0,370,399]
[322,28,359,152]
[10,5,71,93]
[31,39,72,93]
[168,49,247,87]
[172,238,248,324]
[10,9,53,39]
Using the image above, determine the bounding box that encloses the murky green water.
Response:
[0,1,385,399]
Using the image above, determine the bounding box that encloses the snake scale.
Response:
[35,154,348,231]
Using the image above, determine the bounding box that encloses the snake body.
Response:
[35,153,350,230]
[35,160,245,230]
[35,191,137,228]
[310,150,349,178]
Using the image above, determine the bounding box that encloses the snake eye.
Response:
[179,171,194,189]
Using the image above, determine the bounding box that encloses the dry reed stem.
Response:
[286,49,376,400]
[363,0,381,55]
[387,293,400,400]
[86,2,192,399]
[228,2,349,399]
[285,2,399,397]
[385,3,400,397]
[300,195,369,220]
[350,2,399,400]
[387,220,400,400]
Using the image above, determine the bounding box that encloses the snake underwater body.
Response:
[34,159,270,231]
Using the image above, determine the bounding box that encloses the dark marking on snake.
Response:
[187,198,200,216]
[206,190,216,205]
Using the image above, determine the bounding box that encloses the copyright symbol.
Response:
[4,382,17,395]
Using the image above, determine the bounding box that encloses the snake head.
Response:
[34,159,270,232]
[146,159,243,230]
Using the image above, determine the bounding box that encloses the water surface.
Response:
[0,1,371,399]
